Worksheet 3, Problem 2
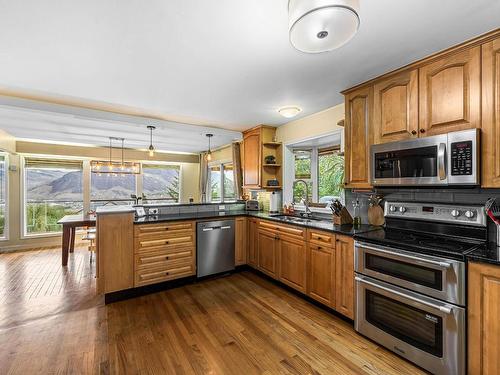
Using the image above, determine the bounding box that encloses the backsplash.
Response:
[144,202,246,216]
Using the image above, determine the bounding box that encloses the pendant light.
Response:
[147,125,156,157]
[90,137,141,175]
[289,0,360,53]
[205,133,213,161]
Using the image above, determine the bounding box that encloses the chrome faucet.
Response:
[293,179,312,217]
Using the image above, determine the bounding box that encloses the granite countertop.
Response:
[96,206,136,214]
[134,210,381,237]
[467,243,500,266]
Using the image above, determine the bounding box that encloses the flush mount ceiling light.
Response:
[289,0,360,53]
[205,133,214,161]
[278,106,302,118]
[147,125,156,157]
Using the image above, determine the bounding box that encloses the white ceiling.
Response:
[0,0,499,137]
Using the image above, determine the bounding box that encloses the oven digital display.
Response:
[422,206,434,213]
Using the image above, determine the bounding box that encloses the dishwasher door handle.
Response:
[202,227,215,231]
[221,226,231,230]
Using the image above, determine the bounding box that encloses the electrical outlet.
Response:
[149,208,159,215]
[218,205,225,211]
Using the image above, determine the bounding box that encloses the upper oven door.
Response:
[354,241,465,305]
[371,134,448,186]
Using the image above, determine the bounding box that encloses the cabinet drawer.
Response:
[135,233,194,253]
[135,247,194,269]
[135,261,195,287]
[308,242,333,254]
[134,222,194,237]
[259,220,305,239]
[308,230,334,247]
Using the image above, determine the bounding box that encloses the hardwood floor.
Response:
[0,248,425,374]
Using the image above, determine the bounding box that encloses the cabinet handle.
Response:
[165,272,169,276]
[165,228,169,231]
[165,241,169,245]
[420,128,426,133]
[411,130,417,135]
[165,256,170,260]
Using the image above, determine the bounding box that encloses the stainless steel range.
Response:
[354,201,488,375]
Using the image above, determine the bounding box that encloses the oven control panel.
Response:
[385,201,486,226]
[451,141,473,175]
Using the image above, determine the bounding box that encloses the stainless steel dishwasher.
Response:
[197,219,235,277]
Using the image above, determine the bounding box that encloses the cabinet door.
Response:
[335,235,354,319]
[344,86,373,189]
[235,217,247,266]
[481,37,500,188]
[468,262,500,375]
[373,69,419,144]
[243,131,261,188]
[278,234,307,293]
[257,229,278,278]
[247,219,258,266]
[419,46,481,136]
[307,243,335,307]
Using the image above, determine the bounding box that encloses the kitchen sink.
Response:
[270,215,326,224]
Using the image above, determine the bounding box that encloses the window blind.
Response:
[24,158,83,170]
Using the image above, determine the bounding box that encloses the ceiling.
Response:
[0,0,499,137]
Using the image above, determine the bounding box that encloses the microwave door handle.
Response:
[438,143,446,180]
[355,276,453,314]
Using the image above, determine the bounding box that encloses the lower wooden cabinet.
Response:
[278,234,307,293]
[335,235,355,319]
[235,217,247,265]
[247,218,259,266]
[468,262,500,375]
[257,229,278,278]
[307,242,335,307]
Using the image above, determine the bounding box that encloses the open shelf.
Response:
[263,164,281,167]
[264,186,282,189]
[263,142,282,147]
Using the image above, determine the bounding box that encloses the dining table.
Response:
[57,214,96,266]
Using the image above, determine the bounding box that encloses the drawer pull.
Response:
[165,241,169,245]
[166,256,169,260]
[165,272,169,276]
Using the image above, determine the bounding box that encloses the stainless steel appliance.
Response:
[354,201,488,375]
[197,220,235,277]
[246,200,260,211]
[371,129,480,186]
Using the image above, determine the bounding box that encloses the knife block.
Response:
[333,207,353,225]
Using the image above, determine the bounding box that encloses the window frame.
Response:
[141,162,182,203]
[0,152,9,241]
[208,160,236,203]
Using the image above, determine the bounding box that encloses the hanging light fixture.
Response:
[278,106,302,118]
[147,125,156,157]
[90,137,141,175]
[289,0,360,53]
[205,133,213,161]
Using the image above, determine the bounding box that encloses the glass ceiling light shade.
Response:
[90,137,141,175]
[205,133,213,161]
[278,106,302,118]
[289,0,360,53]
[147,125,156,157]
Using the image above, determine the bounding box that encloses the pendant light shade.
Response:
[90,137,140,175]
[147,125,156,157]
[205,133,213,161]
[289,0,360,54]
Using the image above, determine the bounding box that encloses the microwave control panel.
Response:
[451,141,473,175]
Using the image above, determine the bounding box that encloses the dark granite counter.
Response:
[134,210,381,237]
[467,243,500,266]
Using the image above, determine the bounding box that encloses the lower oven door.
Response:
[355,275,465,375]
[355,241,465,305]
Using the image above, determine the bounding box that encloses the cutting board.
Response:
[368,205,385,226]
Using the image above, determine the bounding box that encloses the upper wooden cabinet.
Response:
[419,46,481,136]
[242,125,282,190]
[373,69,419,144]
[481,37,500,188]
[344,86,373,189]
[468,262,500,375]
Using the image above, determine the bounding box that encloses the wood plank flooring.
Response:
[0,248,426,374]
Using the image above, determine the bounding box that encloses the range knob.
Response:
[399,206,407,213]
[389,205,396,213]
[451,209,461,218]
[465,210,475,219]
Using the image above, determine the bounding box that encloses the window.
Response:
[142,164,180,202]
[24,158,83,235]
[292,146,344,205]
[90,172,136,210]
[209,163,236,202]
[0,153,7,239]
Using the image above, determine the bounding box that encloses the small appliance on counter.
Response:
[486,197,500,246]
[245,199,260,211]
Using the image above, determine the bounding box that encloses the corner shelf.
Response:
[263,142,282,147]
[263,164,282,167]
[264,186,282,189]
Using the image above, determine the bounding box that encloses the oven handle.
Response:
[438,143,446,180]
[356,242,452,269]
[355,276,453,314]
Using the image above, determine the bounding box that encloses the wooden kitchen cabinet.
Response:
[344,85,373,189]
[307,239,335,307]
[247,218,259,266]
[257,228,279,278]
[419,46,481,136]
[468,262,500,375]
[235,217,247,265]
[334,235,355,319]
[242,128,261,188]
[481,37,500,188]
[278,233,307,293]
[373,69,419,144]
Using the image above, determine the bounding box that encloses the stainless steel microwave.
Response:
[371,129,480,186]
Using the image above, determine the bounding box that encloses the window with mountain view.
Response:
[0,154,6,239]
[90,172,136,209]
[24,158,83,235]
[209,163,235,202]
[142,164,180,202]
